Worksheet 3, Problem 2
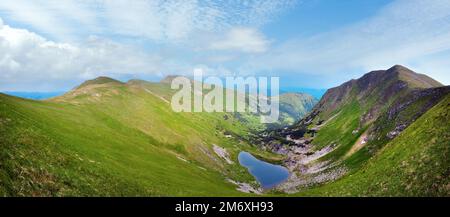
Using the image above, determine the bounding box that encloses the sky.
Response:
[0,0,449,92]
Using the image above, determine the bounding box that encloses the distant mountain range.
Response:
[3,77,318,129]
[0,65,448,196]
[2,91,65,100]
[280,88,327,100]
[3,86,326,102]
[0,74,316,196]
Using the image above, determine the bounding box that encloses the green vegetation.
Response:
[0,80,260,196]
[313,99,362,151]
[271,93,317,128]
[274,65,449,196]
[1,65,448,197]
[0,76,314,196]
[298,95,450,196]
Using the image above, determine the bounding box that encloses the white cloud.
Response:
[0,0,294,91]
[2,0,448,90]
[0,0,96,41]
[0,0,293,43]
[209,27,270,53]
[100,0,293,43]
[243,0,450,85]
[0,21,163,91]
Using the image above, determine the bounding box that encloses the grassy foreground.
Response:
[0,74,448,196]
[0,80,265,196]
[297,95,450,196]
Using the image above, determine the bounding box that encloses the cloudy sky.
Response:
[0,0,449,91]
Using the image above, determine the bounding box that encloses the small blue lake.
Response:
[238,151,289,189]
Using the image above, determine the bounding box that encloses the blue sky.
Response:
[0,0,449,92]
[263,0,392,39]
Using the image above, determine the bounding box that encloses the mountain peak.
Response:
[307,65,444,123]
[386,65,443,88]
[387,64,410,72]
[356,65,442,90]
[77,76,123,89]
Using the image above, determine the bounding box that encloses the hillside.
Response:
[270,93,318,129]
[258,65,449,195]
[300,94,450,196]
[1,65,448,196]
[0,78,264,196]
[0,75,316,196]
[153,75,317,130]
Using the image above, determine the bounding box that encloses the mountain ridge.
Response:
[76,76,124,89]
[0,65,448,196]
[314,65,443,121]
[257,65,449,194]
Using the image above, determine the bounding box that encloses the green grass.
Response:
[0,82,262,196]
[296,95,450,196]
[313,99,362,157]
[1,75,447,197]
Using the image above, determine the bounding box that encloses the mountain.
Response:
[259,65,449,195]
[76,76,124,88]
[1,65,447,196]
[1,92,64,100]
[0,75,315,196]
[301,93,450,196]
[280,87,327,101]
[284,65,445,145]
[0,78,257,196]
[269,93,318,129]
[156,75,317,131]
[305,65,441,123]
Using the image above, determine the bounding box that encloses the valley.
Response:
[0,65,449,196]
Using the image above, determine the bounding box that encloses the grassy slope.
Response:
[306,69,442,165]
[1,72,446,196]
[280,67,448,196]
[298,94,450,196]
[1,76,316,196]
[273,93,317,128]
[0,80,266,196]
